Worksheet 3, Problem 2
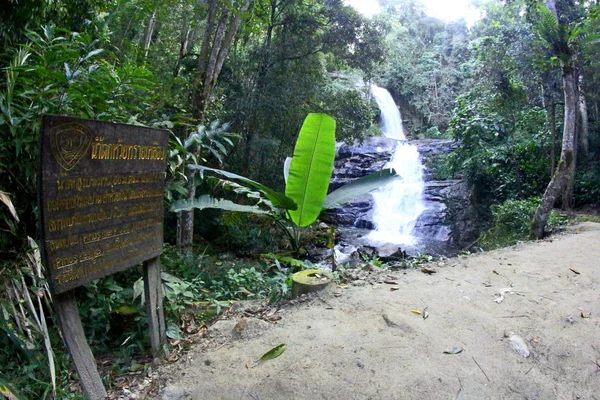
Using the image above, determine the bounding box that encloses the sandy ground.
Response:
[152,222,600,400]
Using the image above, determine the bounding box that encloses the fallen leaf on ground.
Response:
[581,312,591,318]
[570,268,580,275]
[260,344,286,361]
[421,268,437,274]
[411,309,422,315]
[384,280,398,285]
[444,346,463,354]
[390,286,400,291]
[423,307,429,320]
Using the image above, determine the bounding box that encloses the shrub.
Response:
[481,197,566,250]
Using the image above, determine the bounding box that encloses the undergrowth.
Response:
[0,243,296,399]
[480,197,567,250]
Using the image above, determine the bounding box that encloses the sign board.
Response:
[40,115,168,293]
[39,116,168,399]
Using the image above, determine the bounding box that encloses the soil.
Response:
[135,222,600,400]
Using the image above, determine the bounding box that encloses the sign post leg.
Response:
[54,291,107,400]
[144,257,166,353]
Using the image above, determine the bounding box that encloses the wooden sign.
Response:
[39,115,168,399]
[40,116,167,293]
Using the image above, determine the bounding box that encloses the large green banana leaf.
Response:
[285,113,336,227]
[188,164,297,210]
[322,168,400,209]
[170,195,270,214]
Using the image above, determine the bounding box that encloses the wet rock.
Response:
[328,136,478,253]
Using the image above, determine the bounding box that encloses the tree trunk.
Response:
[143,9,157,59]
[550,98,556,175]
[179,171,196,253]
[179,2,247,253]
[174,7,191,78]
[578,75,589,158]
[530,64,578,239]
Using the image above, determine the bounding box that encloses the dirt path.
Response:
[154,223,600,400]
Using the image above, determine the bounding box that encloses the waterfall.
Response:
[368,85,427,245]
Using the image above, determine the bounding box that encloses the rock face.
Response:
[324,136,477,254]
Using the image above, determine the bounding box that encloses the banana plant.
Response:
[171,113,399,251]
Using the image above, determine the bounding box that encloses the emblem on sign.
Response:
[50,122,92,171]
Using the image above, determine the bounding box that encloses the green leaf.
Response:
[323,168,400,209]
[260,344,286,361]
[188,165,297,210]
[166,322,182,340]
[285,113,336,227]
[170,195,270,215]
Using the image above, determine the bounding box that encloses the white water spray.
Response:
[369,85,427,245]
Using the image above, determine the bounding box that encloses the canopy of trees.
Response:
[1,0,599,397]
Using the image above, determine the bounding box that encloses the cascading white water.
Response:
[369,85,427,245]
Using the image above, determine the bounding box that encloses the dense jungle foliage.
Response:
[1,0,599,397]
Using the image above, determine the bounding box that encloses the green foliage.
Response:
[0,25,155,250]
[423,153,457,181]
[174,113,398,251]
[574,165,600,207]
[481,198,566,250]
[377,5,471,133]
[213,213,278,254]
[286,113,337,227]
[449,91,550,215]
[318,79,379,143]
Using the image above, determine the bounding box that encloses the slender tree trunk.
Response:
[578,75,589,158]
[179,173,197,252]
[143,9,157,59]
[550,98,556,175]
[179,2,248,253]
[530,65,578,239]
[562,94,579,210]
[174,7,191,78]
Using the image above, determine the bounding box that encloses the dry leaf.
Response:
[581,312,591,318]
[384,280,398,285]
[421,268,437,274]
[0,191,19,222]
[390,286,400,291]
[411,309,422,315]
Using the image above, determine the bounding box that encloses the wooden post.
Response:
[54,291,107,400]
[144,257,166,353]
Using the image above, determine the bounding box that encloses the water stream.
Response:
[368,85,427,245]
